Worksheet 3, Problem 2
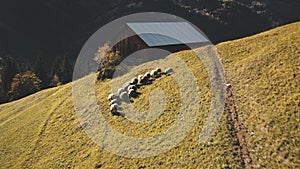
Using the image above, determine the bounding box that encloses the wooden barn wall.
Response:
[113,36,194,58]
[113,35,148,58]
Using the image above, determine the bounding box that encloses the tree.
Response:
[8,71,42,101]
[51,55,72,85]
[0,56,19,94]
[34,54,50,88]
[60,55,72,83]
[94,44,121,80]
[0,77,6,103]
[52,74,62,87]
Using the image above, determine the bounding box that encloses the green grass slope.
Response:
[217,21,300,168]
[1,51,243,169]
[0,21,299,168]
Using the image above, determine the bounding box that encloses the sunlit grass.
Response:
[217,21,300,168]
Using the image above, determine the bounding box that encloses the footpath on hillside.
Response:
[226,85,254,169]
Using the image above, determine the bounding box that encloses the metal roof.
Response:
[126,22,209,47]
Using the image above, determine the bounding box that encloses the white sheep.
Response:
[140,75,148,84]
[138,75,146,84]
[120,91,130,102]
[138,75,144,81]
[108,93,117,101]
[123,82,131,91]
[150,69,158,77]
[128,85,137,91]
[110,103,122,114]
[110,104,118,113]
[155,68,162,74]
[110,99,120,105]
[128,89,136,98]
[144,72,150,78]
[118,88,125,95]
[130,78,138,85]
[164,67,174,75]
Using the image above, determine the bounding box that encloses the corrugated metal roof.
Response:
[126,22,209,47]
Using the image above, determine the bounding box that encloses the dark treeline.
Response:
[0,55,72,103]
[0,0,299,103]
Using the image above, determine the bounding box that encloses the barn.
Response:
[112,22,210,57]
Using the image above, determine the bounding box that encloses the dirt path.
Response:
[0,89,59,127]
[20,93,71,167]
[226,86,254,169]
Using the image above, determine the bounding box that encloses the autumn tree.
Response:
[94,44,121,80]
[8,71,42,101]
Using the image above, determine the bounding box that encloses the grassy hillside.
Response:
[0,22,299,168]
[217,21,300,168]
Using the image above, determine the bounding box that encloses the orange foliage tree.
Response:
[94,44,121,80]
[8,71,42,101]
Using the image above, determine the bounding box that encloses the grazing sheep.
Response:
[123,82,131,91]
[128,89,136,97]
[120,91,130,102]
[130,78,138,85]
[150,69,158,77]
[118,88,125,95]
[128,85,137,91]
[155,68,162,74]
[138,75,144,84]
[164,67,174,75]
[110,103,122,115]
[108,94,117,101]
[140,76,148,84]
[138,72,150,85]
[110,99,120,105]
[138,75,144,81]
[144,72,151,79]
[110,104,118,113]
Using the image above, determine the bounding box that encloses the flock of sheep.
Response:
[108,67,174,116]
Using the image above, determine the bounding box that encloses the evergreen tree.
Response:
[0,77,5,103]
[60,55,72,83]
[0,56,19,96]
[51,55,72,85]
[34,54,50,88]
